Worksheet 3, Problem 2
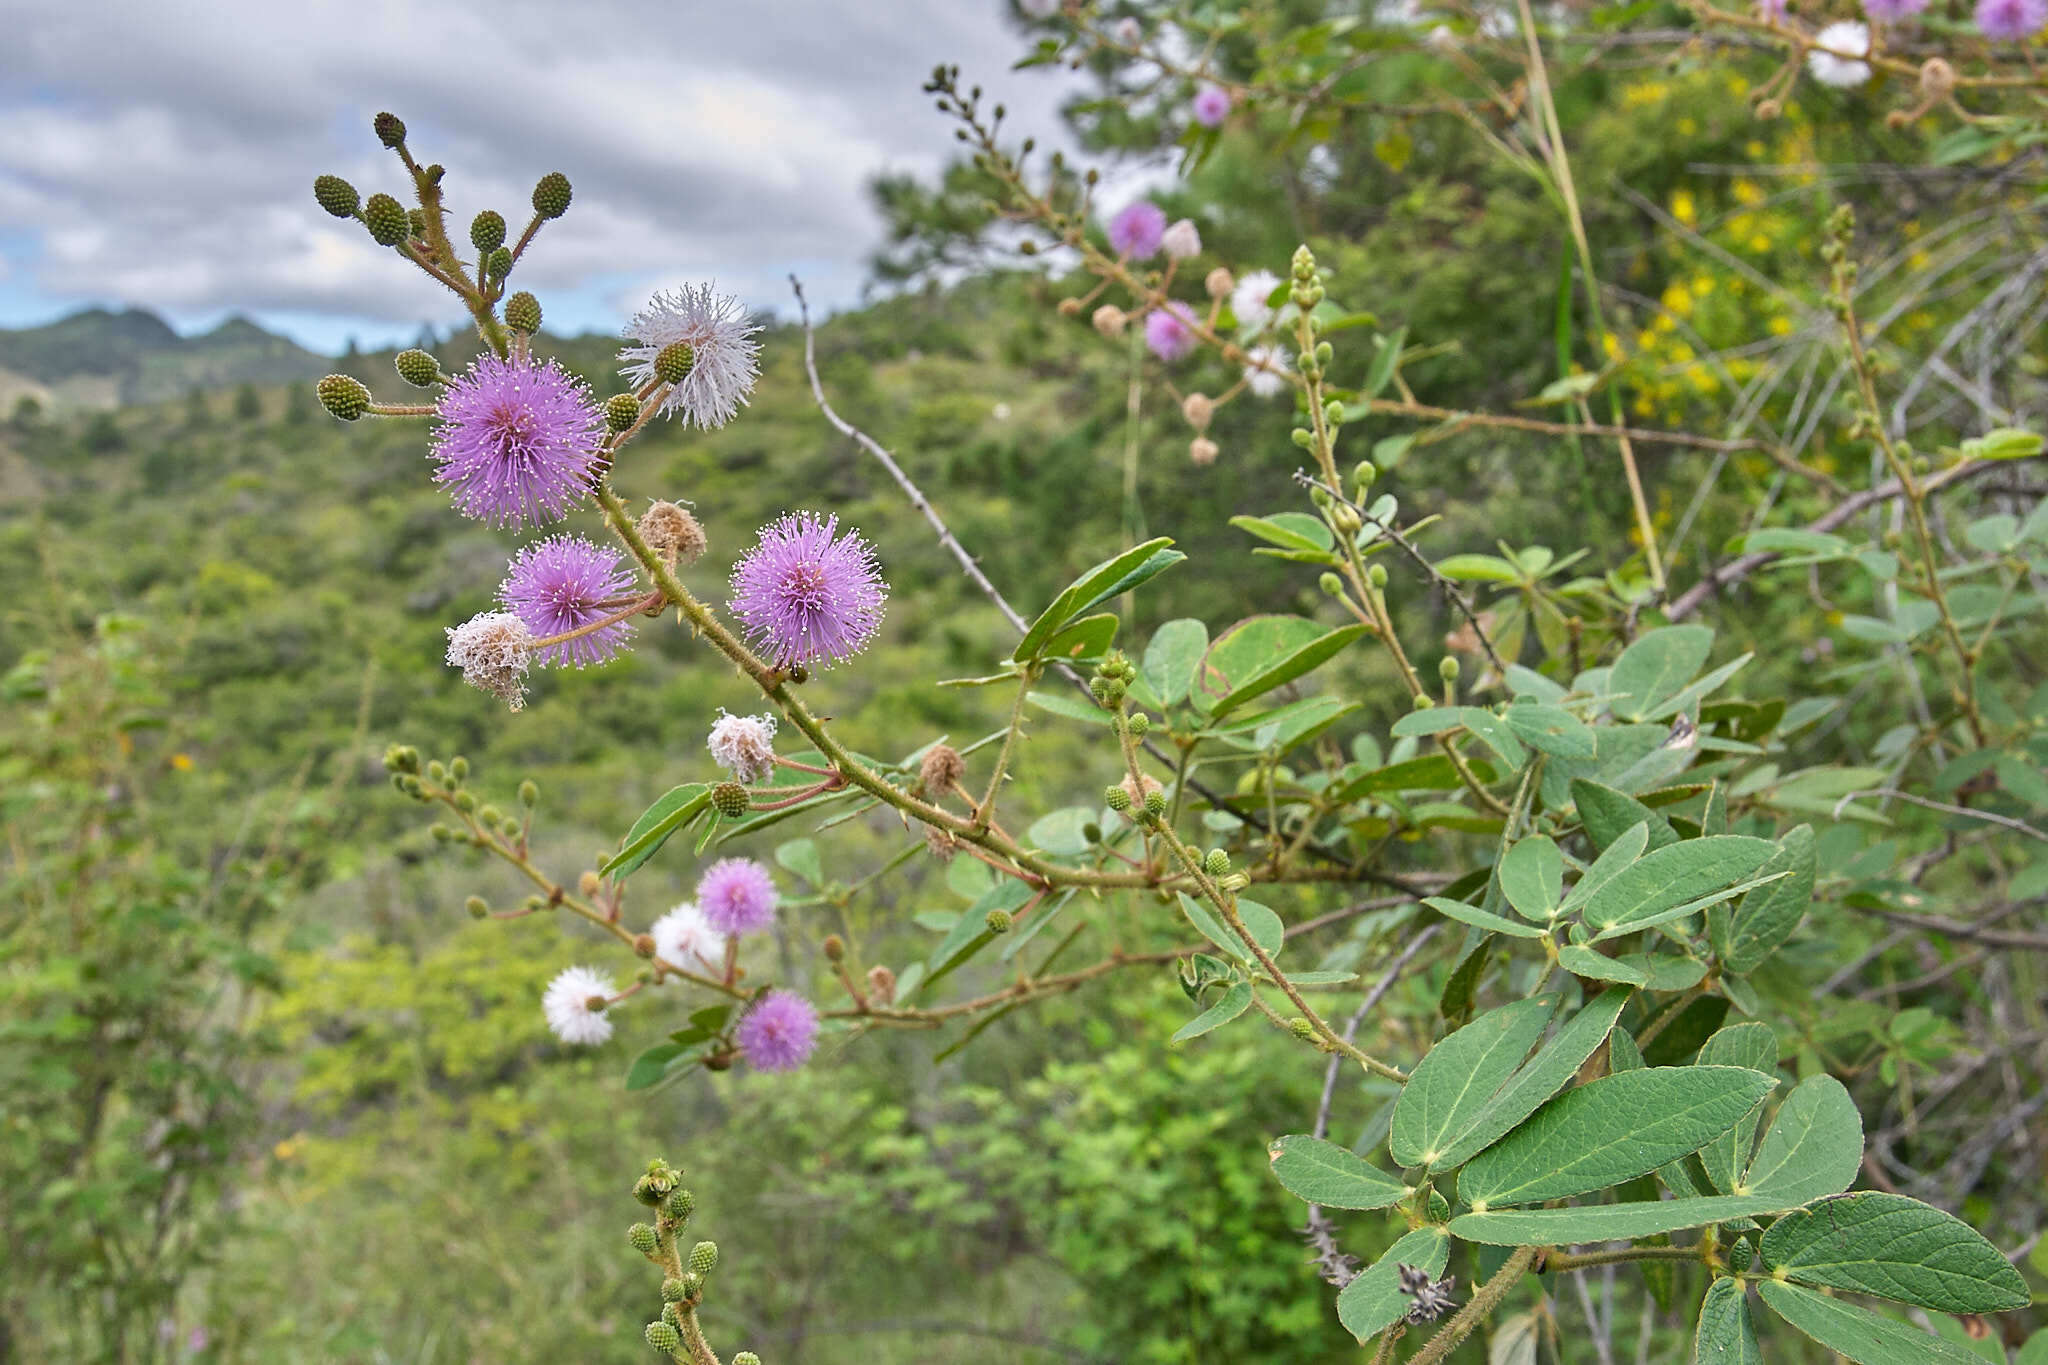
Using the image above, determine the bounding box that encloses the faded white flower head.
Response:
[651,902,730,973]
[1232,269,1282,332]
[542,965,615,1045]
[619,283,762,430]
[1113,16,1142,43]
[444,611,534,711]
[1807,21,1873,87]
[707,709,779,783]
[1244,344,1292,398]
[1162,218,1203,260]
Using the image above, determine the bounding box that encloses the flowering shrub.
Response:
[286,3,2048,1359]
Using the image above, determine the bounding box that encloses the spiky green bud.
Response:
[734,1355,762,1365]
[1353,460,1377,491]
[985,909,1012,934]
[645,1321,682,1352]
[470,210,506,253]
[628,1222,658,1254]
[430,823,453,842]
[427,760,447,784]
[362,193,409,246]
[316,374,371,421]
[505,291,541,335]
[1204,848,1230,876]
[452,791,475,813]
[1104,785,1131,811]
[1288,1016,1318,1041]
[678,1271,701,1295]
[484,246,513,279]
[688,1241,719,1275]
[532,172,573,218]
[1367,563,1388,589]
[661,1278,686,1303]
[449,755,469,781]
[372,111,407,147]
[405,208,428,238]
[518,780,539,808]
[395,349,440,387]
[1319,572,1344,596]
[711,782,750,819]
[1143,788,1168,815]
[1126,712,1150,737]
[465,896,488,920]
[313,175,360,218]
[604,393,639,432]
[383,743,420,774]
[1438,656,1460,683]
[653,342,696,386]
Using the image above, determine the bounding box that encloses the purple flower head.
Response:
[430,352,604,527]
[737,989,819,1072]
[498,536,638,668]
[696,856,778,935]
[1107,200,1167,259]
[1977,0,2046,38]
[1863,0,1926,20]
[1145,303,1198,363]
[1192,85,1231,128]
[1756,0,1786,19]
[730,512,887,669]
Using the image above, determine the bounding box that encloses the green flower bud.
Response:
[661,1302,680,1326]
[688,1240,719,1275]
[1438,656,1460,683]
[362,193,409,246]
[1288,1016,1318,1041]
[373,111,407,147]
[1290,427,1315,449]
[1411,694,1435,710]
[605,393,640,432]
[661,1277,686,1303]
[822,934,846,962]
[1105,785,1130,811]
[1081,821,1102,844]
[1315,341,1334,366]
[465,896,488,919]
[427,760,447,783]
[406,207,428,238]
[470,209,507,254]
[1322,399,1344,428]
[1291,244,1317,280]
[382,743,420,774]
[518,780,539,808]
[985,908,1012,934]
[1367,563,1388,589]
[665,1189,695,1223]
[1127,712,1150,736]
[394,349,440,387]
[316,374,371,421]
[1353,460,1377,491]
[449,756,469,781]
[477,804,501,827]
[484,246,513,279]
[1143,788,1168,816]
[430,823,453,842]
[654,341,696,386]
[504,291,542,335]
[532,171,573,218]
[711,782,750,819]
[733,1354,762,1365]
[400,774,425,797]
[1204,848,1230,876]
[628,1222,658,1254]
[453,791,476,813]
[645,1321,682,1352]
[313,174,360,218]
[500,816,521,838]
[1318,572,1344,596]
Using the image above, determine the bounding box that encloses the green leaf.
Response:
[1141,618,1208,707]
[1504,704,1596,759]
[1337,1227,1451,1341]
[1740,1075,1861,1204]
[1695,1278,1762,1365]
[1560,821,1651,914]
[1499,835,1563,921]
[602,783,710,878]
[1014,537,1179,661]
[1424,896,1546,939]
[1959,426,2044,461]
[1571,779,1678,853]
[1390,996,1556,1168]
[1333,753,1494,799]
[1758,1281,1988,1365]
[1715,826,1816,974]
[1611,626,1715,722]
[1174,892,1281,963]
[625,1042,687,1091]
[1363,325,1408,398]
[1695,1023,1777,1194]
[1237,898,1286,957]
[1230,513,1334,555]
[1172,981,1252,1042]
[1579,837,1776,937]
[1209,624,1369,718]
[1739,528,1851,558]
[1024,688,1114,727]
[1039,610,1118,662]
[1450,1195,1784,1244]
[1556,944,1648,985]
[775,837,824,887]
[1435,553,1521,583]
[1758,1192,2030,1313]
[1431,986,1633,1171]
[922,881,1033,993]
[1265,1135,1410,1209]
[1457,1066,1777,1208]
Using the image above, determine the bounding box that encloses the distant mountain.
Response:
[0,307,329,410]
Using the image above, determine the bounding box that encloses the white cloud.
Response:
[0,0,1077,347]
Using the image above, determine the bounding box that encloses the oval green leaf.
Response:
[1738,1074,1861,1204]
[1390,995,1556,1169]
[1265,1134,1409,1209]
[1758,1281,1988,1365]
[1337,1227,1451,1342]
[1450,1195,1785,1245]
[1758,1192,2030,1313]
[1695,1278,1762,1365]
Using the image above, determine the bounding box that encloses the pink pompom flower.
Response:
[696,857,778,935]
[430,351,604,528]
[737,989,819,1071]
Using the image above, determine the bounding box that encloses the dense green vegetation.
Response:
[5,3,2047,1361]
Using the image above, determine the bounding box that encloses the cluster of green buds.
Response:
[1089,649,1137,709]
[625,1159,759,1361]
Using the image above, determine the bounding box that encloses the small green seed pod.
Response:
[394,348,440,387]
[362,193,409,246]
[532,171,573,218]
[645,1321,682,1352]
[1204,848,1230,876]
[469,209,506,253]
[604,393,639,433]
[627,1222,658,1254]
[484,246,513,279]
[653,341,696,385]
[1104,785,1130,811]
[665,1189,695,1223]
[1438,656,1460,683]
[518,779,539,808]
[504,291,542,335]
[465,896,488,919]
[373,111,407,147]
[711,782,750,819]
[985,909,1012,934]
[661,1277,686,1303]
[688,1241,719,1275]
[312,174,360,218]
[316,374,371,421]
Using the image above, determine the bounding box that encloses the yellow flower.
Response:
[1678,117,1698,136]
[1768,316,1794,336]
[1733,179,1765,207]
[171,752,194,772]
[1750,234,1772,254]
[1670,189,1698,226]
[1661,282,1694,317]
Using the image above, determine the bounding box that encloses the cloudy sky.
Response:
[0,1,1076,354]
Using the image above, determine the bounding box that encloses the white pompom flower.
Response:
[619,283,762,430]
[651,903,730,973]
[542,965,616,1045]
[1162,218,1203,260]
[1807,21,1872,88]
[444,611,534,711]
[1243,345,1292,398]
[1231,269,1282,332]
[707,709,778,783]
